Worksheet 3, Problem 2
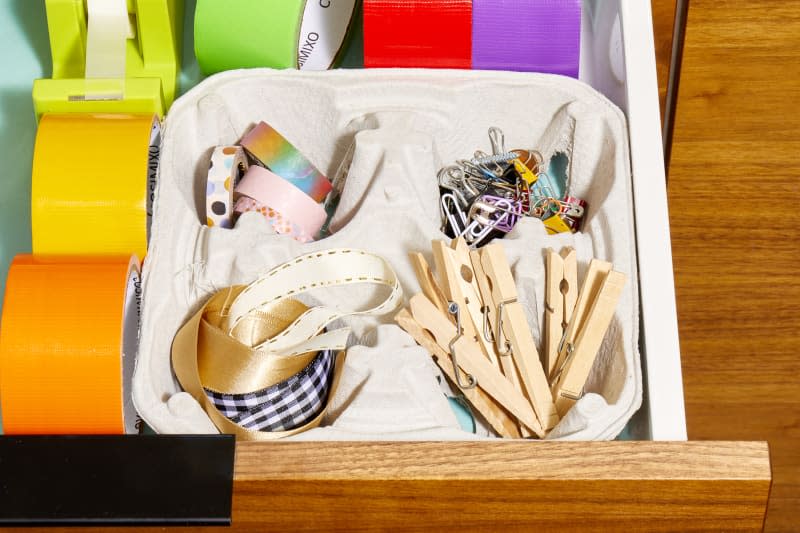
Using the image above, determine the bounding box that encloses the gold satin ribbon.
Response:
[172,286,345,440]
[172,249,402,439]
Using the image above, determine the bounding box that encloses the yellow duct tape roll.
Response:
[31,113,159,258]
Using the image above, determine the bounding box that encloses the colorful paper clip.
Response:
[438,127,587,247]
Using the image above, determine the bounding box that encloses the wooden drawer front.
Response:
[231,441,770,531]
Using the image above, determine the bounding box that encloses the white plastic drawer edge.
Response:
[621,0,687,440]
[579,0,687,440]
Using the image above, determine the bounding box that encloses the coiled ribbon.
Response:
[171,249,403,440]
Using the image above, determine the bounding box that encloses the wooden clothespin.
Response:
[550,259,626,417]
[395,308,521,439]
[544,248,578,377]
[479,244,560,432]
[471,247,532,437]
[403,294,545,437]
[470,249,524,395]
[408,245,533,436]
[409,252,449,315]
[431,239,499,368]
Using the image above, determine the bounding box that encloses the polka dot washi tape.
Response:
[233,196,314,243]
[205,146,249,228]
[233,165,327,240]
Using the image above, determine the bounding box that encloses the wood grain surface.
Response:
[651,0,677,122]
[4,441,769,532]
[666,1,800,531]
[232,441,770,531]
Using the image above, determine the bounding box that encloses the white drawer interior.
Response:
[579,0,686,440]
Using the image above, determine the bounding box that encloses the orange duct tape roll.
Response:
[31,114,160,258]
[0,255,141,434]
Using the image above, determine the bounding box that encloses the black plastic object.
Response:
[0,435,235,526]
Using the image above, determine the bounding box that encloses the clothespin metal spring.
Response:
[447,302,477,390]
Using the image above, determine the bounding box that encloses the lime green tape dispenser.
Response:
[33,0,183,119]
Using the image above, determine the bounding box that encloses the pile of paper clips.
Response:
[438,127,587,248]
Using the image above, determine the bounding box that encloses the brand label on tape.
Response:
[147,118,161,241]
[297,0,357,70]
[123,265,142,434]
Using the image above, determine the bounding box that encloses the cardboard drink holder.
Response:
[134,69,642,442]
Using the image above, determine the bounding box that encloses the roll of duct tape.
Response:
[194,0,358,74]
[0,255,141,434]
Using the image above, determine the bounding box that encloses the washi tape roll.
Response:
[234,196,315,243]
[472,0,581,76]
[31,113,159,258]
[240,122,332,202]
[206,146,249,228]
[363,0,472,68]
[0,255,141,434]
[194,0,358,74]
[235,166,328,239]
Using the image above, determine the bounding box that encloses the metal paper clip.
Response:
[438,166,472,207]
[441,193,469,236]
[458,159,498,181]
[463,219,495,248]
[471,152,520,165]
[530,196,561,219]
[472,150,507,177]
[488,127,506,156]
[464,175,516,196]
[469,196,522,233]
[447,302,476,389]
[559,202,585,218]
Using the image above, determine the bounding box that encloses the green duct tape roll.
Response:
[194,0,357,74]
[195,0,303,73]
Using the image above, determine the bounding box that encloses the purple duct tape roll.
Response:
[472,0,581,77]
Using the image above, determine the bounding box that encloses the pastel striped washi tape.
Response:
[240,121,332,202]
[234,165,327,240]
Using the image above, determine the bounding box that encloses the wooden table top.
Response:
[663,1,800,530]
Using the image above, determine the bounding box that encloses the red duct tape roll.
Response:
[363,0,472,69]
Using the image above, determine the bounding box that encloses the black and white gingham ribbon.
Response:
[205,350,335,432]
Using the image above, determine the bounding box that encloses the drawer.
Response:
[0,1,771,530]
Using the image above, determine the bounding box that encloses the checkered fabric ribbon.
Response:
[205,350,335,432]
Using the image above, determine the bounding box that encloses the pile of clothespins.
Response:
[396,238,626,438]
[439,128,587,248]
